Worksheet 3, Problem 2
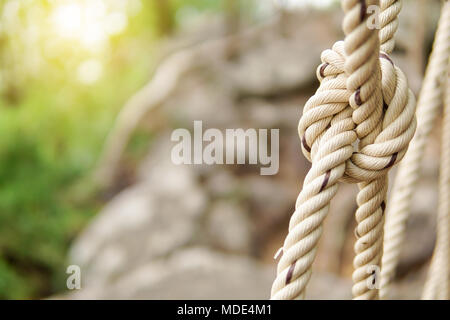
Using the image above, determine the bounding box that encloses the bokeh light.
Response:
[77,58,103,84]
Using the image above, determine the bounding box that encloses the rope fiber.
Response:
[380,0,450,299]
[271,0,417,300]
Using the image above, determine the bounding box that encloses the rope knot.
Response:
[344,50,417,182]
[272,0,418,300]
[299,42,416,184]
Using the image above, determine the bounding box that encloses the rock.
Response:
[64,247,352,300]
[396,181,437,278]
[243,176,295,220]
[315,183,358,274]
[241,98,303,129]
[70,137,207,286]
[66,248,273,299]
[387,262,429,300]
[306,272,352,300]
[207,201,252,253]
[69,184,158,286]
[163,74,239,129]
[204,169,239,197]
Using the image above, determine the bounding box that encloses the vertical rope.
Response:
[422,59,450,300]
[380,1,450,299]
[271,42,357,300]
[271,0,416,300]
[379,0,402,54]
[341,0,386,300]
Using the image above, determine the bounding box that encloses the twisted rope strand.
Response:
[422,59,450,300]
[271,0,416,300]
[380,1,450,299]
[379,0,402,54]
[342,0,417,299]
[342,0,387,300]
[271,42,357,300]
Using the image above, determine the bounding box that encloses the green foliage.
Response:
[0,0,259,299]
[0,0,158,299]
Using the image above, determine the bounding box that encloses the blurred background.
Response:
[0,0,444,299]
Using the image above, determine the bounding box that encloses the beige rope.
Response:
[341,0,386,300]
[422,59,450,300]
[271,0,416,300]
[271,41,356,300]
[342,0,416,300]
[379,0,402,54]
[380,1,450,299]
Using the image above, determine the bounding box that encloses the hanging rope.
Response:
[271,0,416,300]
[380,1,450,299]
[271,41,356,300]
[422,58,450,300]
[342,0,387,300]
[379,0,402,54]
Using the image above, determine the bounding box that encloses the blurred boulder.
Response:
[70,136,207,286]
[207,201,252,253]
[65,247,351,300]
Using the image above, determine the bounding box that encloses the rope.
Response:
[342,0,415,300]
[271,0,416,300]
[379,0,402,54]
[422,59,450,300]
[341,0,386,300]
[380,1,450,299]
[271,41,356,300]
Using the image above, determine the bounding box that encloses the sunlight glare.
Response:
[273,0,336,9]
[105,12,128,35]
[77,59,103,84]
[52,3,82,38]
[80,24,107,52]
[50,0,132,52]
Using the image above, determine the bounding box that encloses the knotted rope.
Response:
[271,0,416,300]
[380,0,450,299]
[271,41,356,300]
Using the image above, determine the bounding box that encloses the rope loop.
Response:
[299,42,416,184]
[271,0,418,300]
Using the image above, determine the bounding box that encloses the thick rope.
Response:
[341,0,386,300]
[271,0,416,300]
[422,59,450,300]
[342,0,416,300]
[271,42,356,300]
[380,1,450,299]
[379,0,402,54]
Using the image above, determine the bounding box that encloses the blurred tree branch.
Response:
[94,14,282,188]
